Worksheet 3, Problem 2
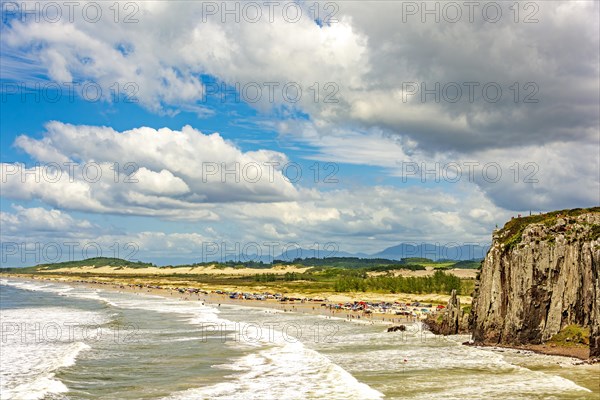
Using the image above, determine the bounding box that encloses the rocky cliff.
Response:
[425,289,469,335]
[470,208,600,358]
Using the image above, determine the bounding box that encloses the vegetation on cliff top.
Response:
[498,207,600,250]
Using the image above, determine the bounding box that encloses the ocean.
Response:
[1,278,598,400]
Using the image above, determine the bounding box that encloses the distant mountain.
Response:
[373,243,489,261]
[186,244,486,263]
[274,248,369,262]
[123,250,370,265]
[273,243,488,262]
[2,243,489,269]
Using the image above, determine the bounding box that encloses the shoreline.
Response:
[2,274,415,327]
[467,341,594,362]
[3,274,596,362]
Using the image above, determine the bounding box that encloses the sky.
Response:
[0,0,599,266]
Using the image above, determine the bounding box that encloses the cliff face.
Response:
[470,209,600,358]
[425,289,469,335]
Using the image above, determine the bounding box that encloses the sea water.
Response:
[1,278,598,400]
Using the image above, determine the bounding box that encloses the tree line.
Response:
[333,270,463,294]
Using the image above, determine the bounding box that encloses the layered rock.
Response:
[592,254,600,357]
[470,208,600,358]
[426,289,469,335]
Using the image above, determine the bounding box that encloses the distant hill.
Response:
[1,257,156,272]
[1,243,489,271]
[273,248,370,261]
[274,243,489,262]
[373,243,489,261]
[0,255,489,273]
[449,260,482,269]
[272,257,425,271]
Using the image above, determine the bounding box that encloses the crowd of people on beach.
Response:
[55,279,444,325]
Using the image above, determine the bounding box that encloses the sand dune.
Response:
[48,264,312,276]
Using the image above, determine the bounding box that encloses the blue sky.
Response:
[1,1,598,266]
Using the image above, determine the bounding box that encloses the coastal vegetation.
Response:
[1,256,477,296]
[2,257,157,273]
[2,256,480,272]
[449,260,482,269]
[333,270,463,294]
[498,206,600,250]
[472,208,599,359]
[547,325,590,347]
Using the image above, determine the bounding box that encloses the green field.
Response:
[2,256,478,296]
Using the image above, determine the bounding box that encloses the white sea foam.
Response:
[162,305,590,399]
[1,279,73,295]
[317,331,592,399]
[1,279,112,306]
[162,313,384,400]
[2,279,594,399]
[162,339,384,400]
[0,307,102,400]
[2,279,228,326]
[100,295,228,326]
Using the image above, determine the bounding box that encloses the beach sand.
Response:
[7,265,475,305]
[6,273,592,361]
[4,274,425,326]
[36,264,314,276]
[36,264,478,279]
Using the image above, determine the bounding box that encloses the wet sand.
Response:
[479,343,592,362]
[4,275,419,327]
[5,274,595,361]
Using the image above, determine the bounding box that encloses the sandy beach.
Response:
[37,264,314,276]
[4,264,474,305]
[34,264,478,279]
[5,274,427,326]
[4,273,593,361]
[4,277,598,399]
